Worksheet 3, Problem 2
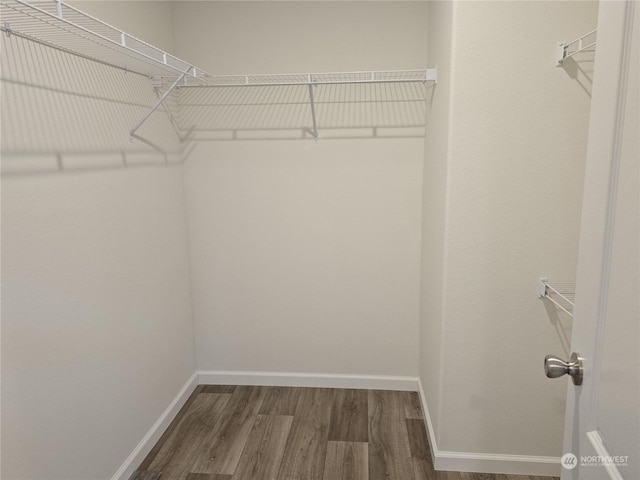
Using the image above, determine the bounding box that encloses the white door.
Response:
[558,1,639,479]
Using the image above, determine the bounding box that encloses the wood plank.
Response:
[368,390,416,480]
[406,417,442,480]
[129,472,161,480]
[259,386,301,416]
[458,474,497,480]
[138,385,204,471]
[277,388,333,480]
[411,459,459,480]
[411,458,433,480]
[231,414,293,480]
[147,393,232,480]
[406,419,431,460]
[403,391,424,419]
[322,441,368,480]
[202,385,237,394]
[185,474,233,480]
[191,386,268,475]
[328,389,368,442]
[293,387,333,419]
[410,438,450,480]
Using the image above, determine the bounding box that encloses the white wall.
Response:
[420,0,597,463]
[173,1,428,376]
[171,1,429,74]
[184,140,423,375]
[1,3,196,479]
[67,1,176,53]
[420,0,454,444]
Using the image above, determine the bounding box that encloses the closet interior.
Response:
[1,1,598,479]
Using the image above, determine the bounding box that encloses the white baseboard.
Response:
[417,378,440,465]
[198,370,419,392]
[434,451,562,477]
[111,372,199,480]
[416,378,561,477]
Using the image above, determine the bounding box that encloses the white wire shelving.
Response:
[556,29,597,66]
[0,0,200,78]
[0,0,437,142]
[160,70,437,88]
[538,277,575,318]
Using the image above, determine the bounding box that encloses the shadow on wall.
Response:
[541,49,595,354]
[1,34,185,176]
[543,299,572,358]
[558,51,596,98]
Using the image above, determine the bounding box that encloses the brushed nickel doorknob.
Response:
[544,352,583,385]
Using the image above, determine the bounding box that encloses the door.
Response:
[559,1,639,479]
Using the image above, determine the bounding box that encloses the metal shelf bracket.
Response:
[426,66,437,83]
[308,82,319,142]
[556,29,597,66]
[130,66,193,140]
[538,277,575,318]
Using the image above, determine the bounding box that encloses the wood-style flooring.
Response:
[132,385,557,480]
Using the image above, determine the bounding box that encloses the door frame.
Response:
[561,1,637,479]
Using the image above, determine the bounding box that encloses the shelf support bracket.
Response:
[307,78,319,142]
[556,29,597,66]
[538,277,575,318]
[130,67,192,139]
[426,67,437,83]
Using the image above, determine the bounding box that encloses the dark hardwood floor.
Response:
[132,385,557,480]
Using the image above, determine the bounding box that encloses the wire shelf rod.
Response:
[544,282,575,303]
[544,292,575,318]
[170,69,437,89]
[564,41,597,60]
[177,78,434,88]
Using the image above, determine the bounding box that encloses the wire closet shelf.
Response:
[0,0,437,141]
[0,0,436,86]
[556,29,597,66]
[538,277,575,318]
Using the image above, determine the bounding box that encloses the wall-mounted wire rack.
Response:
[0,0,209,80]
[538,277,575,318]
[556,29,597,66]
[0,0,437,143]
